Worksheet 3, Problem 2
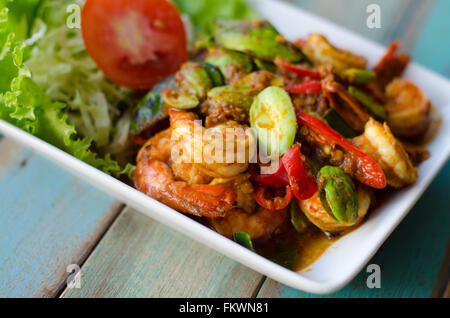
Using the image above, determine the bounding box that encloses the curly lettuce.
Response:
[0,0,258,179]
[0,2,134,178]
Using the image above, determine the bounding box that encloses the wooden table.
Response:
[0,0,448,298]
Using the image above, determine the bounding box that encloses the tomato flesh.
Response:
[285,81,322,95]
[82,0,188,90]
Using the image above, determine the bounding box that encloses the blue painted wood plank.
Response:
[258,0,449,297]
[64,0,448,298]
[0,140,121,297]
[62,207,264,298]
[2,0,446,299]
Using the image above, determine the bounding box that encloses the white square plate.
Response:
[1,0,449,294]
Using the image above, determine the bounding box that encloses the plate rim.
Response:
[1,0,450,295]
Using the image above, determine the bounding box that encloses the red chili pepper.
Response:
[251,163,289,188]
[286,81,322,95]
[277,60,322,79]
[281,144,317,200]
[295,108,387,189]
[254,184,293,211]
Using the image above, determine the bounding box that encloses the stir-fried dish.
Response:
[130,21,433,269]
[1,0,435,271]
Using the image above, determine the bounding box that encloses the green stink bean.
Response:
[212,20,304,62]
[207,85,255,111]
[348,86,388,120]
[204,47,253,81]
[175,62,212,100]
[342,68,376,84]
[317,166,358,225]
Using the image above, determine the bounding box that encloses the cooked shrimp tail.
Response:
[134,129,237,218]
[352,118,418,188]
[169,108,252,178]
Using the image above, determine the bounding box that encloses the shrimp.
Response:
[299,185,371,233]
[385,78,430,138]
[353,118,418,188]
[209,173,256,214]
[211,207,288,240]
[170,159,213,185]
[169,109,254,179]
[302,34,367,74]
[133,129,237,218]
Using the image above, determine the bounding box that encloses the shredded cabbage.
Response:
[0,1,135,178]
[26,11,134,149]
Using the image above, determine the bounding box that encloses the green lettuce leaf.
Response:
[1,0,41,40]
[0,5,134,178]
[173,0,258,34]
[1,0,256,179]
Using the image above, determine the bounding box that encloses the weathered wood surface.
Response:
[0,138,121,297]
[0,0,448,298]
[61,207,263,298]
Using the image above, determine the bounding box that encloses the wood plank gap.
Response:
[251,276,268,298]
[381,1,415,44]
[430,242,450,298]
[53,202,126,298]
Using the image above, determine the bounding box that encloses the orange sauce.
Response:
[293,220,364,271]
[295,228,336,271]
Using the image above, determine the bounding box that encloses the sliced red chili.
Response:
[286,81,322,95]
[251,163,289,188]
[275,58,322,79]
[281,144,317,200]
[254,184,293,211]
[295,109,387,189]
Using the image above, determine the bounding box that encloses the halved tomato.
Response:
[82,0,188,90]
